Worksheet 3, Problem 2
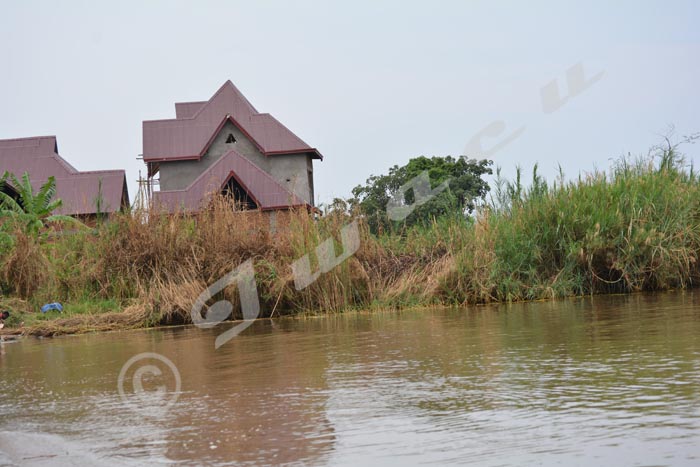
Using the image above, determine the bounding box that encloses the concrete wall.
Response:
[158,120,314,205]
[267,153,313,205]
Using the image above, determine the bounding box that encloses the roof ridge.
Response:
[143,117,192,124]
[0,135,56,143]
[53,152,79,174]
[189,80,258,120]
[71,169,126,176]
[175,100,208,106]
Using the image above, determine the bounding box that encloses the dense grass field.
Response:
[2,148,700,336]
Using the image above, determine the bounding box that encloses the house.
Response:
[142,81,322,213]
[0,135,129,219]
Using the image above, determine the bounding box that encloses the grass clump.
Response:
[483,147,700,301]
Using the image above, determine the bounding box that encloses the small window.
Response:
[225,133,236,144]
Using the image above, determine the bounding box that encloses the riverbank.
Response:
[2,150,700,338]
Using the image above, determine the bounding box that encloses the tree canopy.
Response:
[350,156,492,234]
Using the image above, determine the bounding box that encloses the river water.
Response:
[1,292,699,466]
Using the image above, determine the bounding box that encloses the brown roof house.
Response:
[0,136,129,218]
[142,81,322,213]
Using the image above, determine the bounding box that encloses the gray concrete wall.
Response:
[307,156,314,204]
[158,120,314,205]
[268,154,313,205]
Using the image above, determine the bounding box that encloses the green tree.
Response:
[0,171,83,237]
[351,156,492,234]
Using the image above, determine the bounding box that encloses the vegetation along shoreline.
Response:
[2,139,699,339]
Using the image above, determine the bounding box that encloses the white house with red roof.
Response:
[142,81,322,212]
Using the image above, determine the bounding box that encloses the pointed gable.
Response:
[152,149,307,213]
[143,81,322,163]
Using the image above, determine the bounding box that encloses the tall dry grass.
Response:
[87,197,380,325]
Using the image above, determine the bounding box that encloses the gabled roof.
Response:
[143,81,322,163]
[0,136,129,216]
[153,149,308,213]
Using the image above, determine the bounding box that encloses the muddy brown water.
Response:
[1,292,700,466]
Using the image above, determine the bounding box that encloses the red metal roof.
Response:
[174,101,207,119]
[153,149,307,213]
[143,81,322,162]
[0,136,128,216]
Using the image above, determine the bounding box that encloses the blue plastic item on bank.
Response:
[41,302,63,313]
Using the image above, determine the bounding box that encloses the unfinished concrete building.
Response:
[141,81,322,213]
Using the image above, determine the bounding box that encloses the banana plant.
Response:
[0,171,83,237]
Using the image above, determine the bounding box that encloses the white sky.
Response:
[1,0,698,205]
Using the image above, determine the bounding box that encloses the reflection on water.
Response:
[1,292,700,466]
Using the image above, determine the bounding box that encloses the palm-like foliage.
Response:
[0,171,83,236]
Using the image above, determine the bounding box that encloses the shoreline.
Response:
[0,288,689,341]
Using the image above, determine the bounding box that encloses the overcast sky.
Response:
[1,0,698,205]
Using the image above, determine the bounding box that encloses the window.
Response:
[225,133,236,144]
[222,176,257,210]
